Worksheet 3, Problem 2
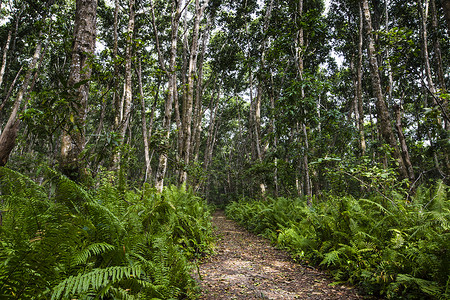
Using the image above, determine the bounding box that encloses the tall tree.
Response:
[112,0,135,170]
[60,0,98,180]
[155,0,182,192]
[361,0,409,180]
[179,0,210,185]
[0,37,43,166]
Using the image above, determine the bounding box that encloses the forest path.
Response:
[193,210,367,300]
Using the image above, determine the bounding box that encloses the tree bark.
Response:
[0,66,22,113]
[351,4,366,157]
[60,0,97,180]
[357,4,366,155]
[203,82,220,173]
[361,0,409,180]
[394,104,415,182]
[0,39,43,166]
[112,0,135,171]
[0,30,11,89]
[192,18,211,164]
[155,0,182,192]
[137,58,152,183]
[294,0,312,202]
[112,0,120,135]
[419,0,437,96]
[179,0,209,185]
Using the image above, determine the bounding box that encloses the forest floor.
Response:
[193,210,374,300]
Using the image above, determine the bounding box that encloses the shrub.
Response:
[226,182,450,299]
[0,167,214,299]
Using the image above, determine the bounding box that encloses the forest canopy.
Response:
[0,0,448,198]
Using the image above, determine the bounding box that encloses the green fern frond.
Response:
[396,274,443,297]
[71,242,116,267]
[320,250,341,267]
[51,265,141,300]
[359,198,394,216]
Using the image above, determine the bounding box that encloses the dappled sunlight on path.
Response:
[193,211,368,299]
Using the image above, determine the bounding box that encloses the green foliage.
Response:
[226,182,450,299]
[0,167,214,299]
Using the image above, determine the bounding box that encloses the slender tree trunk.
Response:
[357,11,366,155]
[361,0,408,180]
[0,39,42,166]
[430,0,445,91]
[430,0,449,172]
[155,0,182,192]
[204,82,220,173]
[419,0,448,174]
[295,0,312,202]
[136,58,152,183]
[0,30,11,89]
[385,0,394,102]
[92,92,108,145]
[0,66,22,113]
[177,13,188,179]
[302,122,311,201]
[352,4,366,157]
[192,16,212,164]
[419,0,437,96]
[394,104,415,181]
[248,70,257,160]
[179,0,209,185]
[120,0,135,143]
[113,0,120,134]
[269,73,278,196]
[60,0,97,181]
[109,0,120,172]
[112,0,134,171]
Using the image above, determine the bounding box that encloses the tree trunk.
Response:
[419,0,437,96]
[361,0,409,180]
[419,0,448,174]
[155,0,182,192]
[120,0,135,140]
[112,0,135,170]
[137,58,151,183]
[0,66,22,113]
[192,16,212,165]
[0,39,42,166]
[394,104,415,181]
[0,30,11,89]
[60,0,97,180]
[352,4,366,157]
[357,4,366,155]
[179,0,209,185]
[295,0,312,202]
[430,0,445,92]
[113,0,120,134]
[203,82,220,173]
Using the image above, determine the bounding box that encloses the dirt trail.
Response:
[193,210,367,299]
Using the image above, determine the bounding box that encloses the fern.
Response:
[71,242,116,267]
[51,265,141,299]
[394,274,443,298]
[0,168,213,299]
[320,250,341,267]
[226,181,450,299]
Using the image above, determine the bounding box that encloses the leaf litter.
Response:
[193,210,377,299]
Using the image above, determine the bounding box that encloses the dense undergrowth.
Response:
[0,167,214,299]
[226,182,450,299]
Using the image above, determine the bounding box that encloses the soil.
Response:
[193,210,371,300]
